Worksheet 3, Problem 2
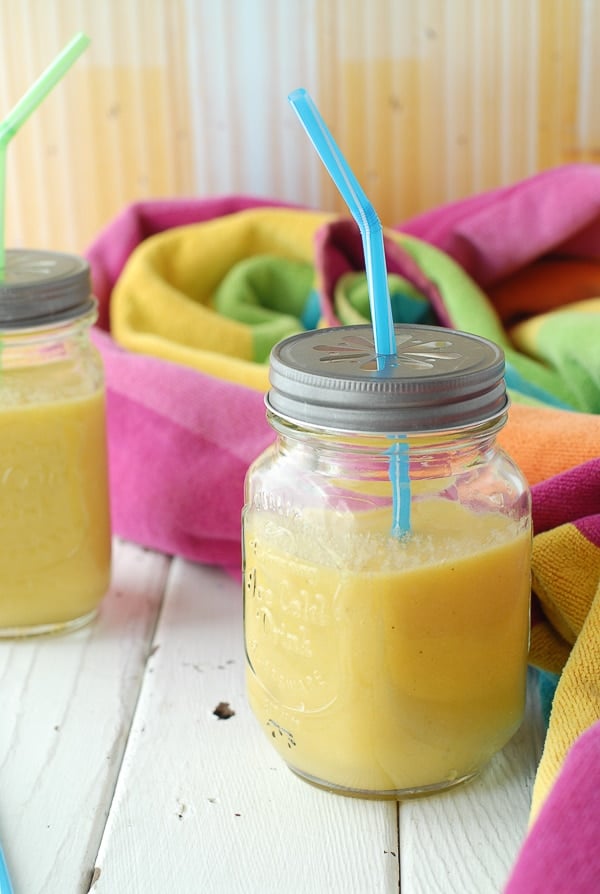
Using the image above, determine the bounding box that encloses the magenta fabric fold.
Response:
[532,459,600,535]
[398,163,600,287]
[91,328,273,575]
[505,718,600,894]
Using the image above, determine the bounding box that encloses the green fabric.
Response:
[213,255,315,362]
[335,272,435,326]
[523,312,600,414]
[394,234,583,410]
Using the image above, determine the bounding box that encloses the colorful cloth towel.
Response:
[502,457,600,893]
[528,459,600,815]
[87,202,600,579]
[324,232,599,412]
[399,164,600,412]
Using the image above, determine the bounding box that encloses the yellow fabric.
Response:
[529,524,600,822]
[111,207,334,390]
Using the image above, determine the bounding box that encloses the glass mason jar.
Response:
[243,324,531,798]
[0,249,111,636]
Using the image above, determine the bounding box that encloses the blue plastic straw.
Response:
[288,88,396,358]
[288,88,411,537]
[0,843,14,894]
[388,440,411,537]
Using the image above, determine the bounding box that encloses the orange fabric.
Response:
[499,403,600,486]
[489,259,600,327]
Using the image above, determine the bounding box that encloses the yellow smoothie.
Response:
[244,499,531,795]
[0,386,111,633]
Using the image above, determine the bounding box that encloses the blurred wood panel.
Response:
[0,0,596,256]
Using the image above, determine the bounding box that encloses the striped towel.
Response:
[505,460,600,893]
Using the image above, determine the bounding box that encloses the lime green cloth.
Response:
[214,255,315,362]
[510,298,600,415]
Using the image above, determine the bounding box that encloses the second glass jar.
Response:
[0,249,111,637]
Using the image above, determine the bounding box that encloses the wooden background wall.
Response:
[1,0,597,255]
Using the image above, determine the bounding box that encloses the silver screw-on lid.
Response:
[267,324,508,433]
[0,249,95,329]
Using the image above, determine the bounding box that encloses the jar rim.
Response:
[265,402,509,440]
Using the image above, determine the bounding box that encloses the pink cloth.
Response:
[92,328,273,576]
[505,719,600,893]
[398,163,600,287]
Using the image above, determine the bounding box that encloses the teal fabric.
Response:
[334,271,435,326]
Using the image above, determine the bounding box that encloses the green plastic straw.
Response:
[288,87,396,358]
[0,32,90,274]
[0,35,89,880]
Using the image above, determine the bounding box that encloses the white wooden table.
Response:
[0,539,545,894]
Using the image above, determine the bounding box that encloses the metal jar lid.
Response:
[0,249,95,329]
[266,324,508,433]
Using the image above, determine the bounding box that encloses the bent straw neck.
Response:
[288,88,396,359]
